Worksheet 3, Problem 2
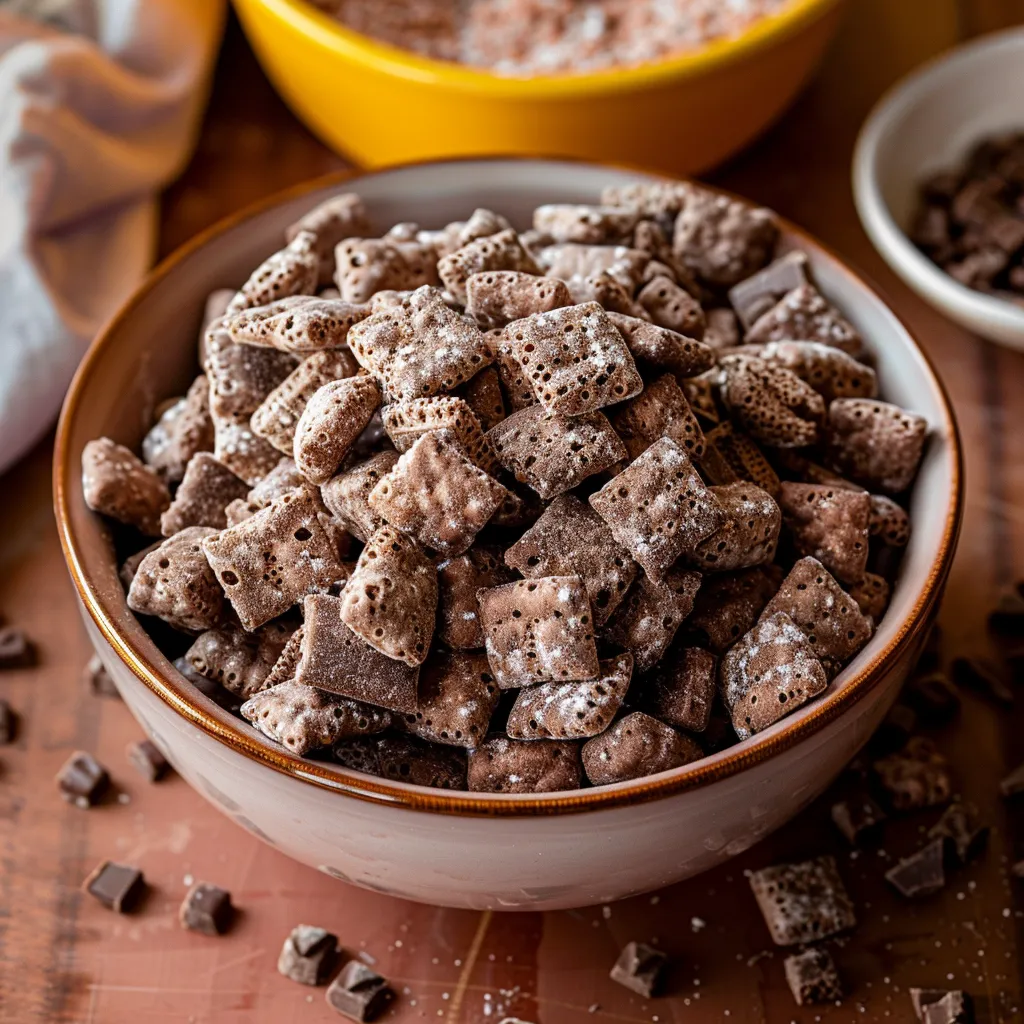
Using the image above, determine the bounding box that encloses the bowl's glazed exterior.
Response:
[55,160,961,911]
[232,0,846,174]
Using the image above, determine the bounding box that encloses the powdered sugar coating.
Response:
[689,482,781,572]
[160,453,249,536]
[746,283,863,355]
[185,620,297,698]
[438,229,540,304]
[467,736,581,794]
[581,711,702,786]
[611,372,706,462]
[436,547,513,650]
[227,231,318,315]
[82,437,170,536]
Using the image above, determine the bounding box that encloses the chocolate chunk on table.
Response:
[85,654,121,699]
[749,856,856,946]
[831,795,886,845]
[609,941,668,998]
[179,881,233,936]
[83,861,146,913]
[903,671,960,723]
[126,740,170,782]
[278,924,338,985]
[951,656,1013,706]
[928,804,989,865]
[325,959,393,1021]
[783,946,843,1006]
[872,737,952,811]
[56,751,109,808]
[911,988,952,1020]
[0,699,15,745]
[921,990,974,1024]
[0,626,33,668]
[885,838,946,898]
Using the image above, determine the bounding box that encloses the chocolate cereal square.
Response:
[672,185,778,289]
[477,576,599,688]
[127,527,224,634]
[746,283,863,356]
[160,453,249,535]
[320,450,399,543]
[778,482,871,585]
[607,312,716,378]
[185,622,296,698]
[381,396,497,472]
[589,438,725,582]
[719,354,826,448]
[335,735,467,790]
[487,405,625,500]
[507,653,633,741]
[603,567,703,673]
[334,237,437,304]
[701,422,780,496]
[467,736,581,794]
[286,192,370,285]
[251,348,358,455]
[611,373,706,462]
[848,572,891,620]
[749,855,856,946]
[466,270,572,329]
[142,374,214,484]
[637,274,706,337]
[457,365,506,431]
[293,375,381,485]
[644,646,717,733]
[685,565,783,655]
[226,296,369,354]
[228,231,318,314]
[438,228,540,304]
[533,204,639,244]
[297,594,419,713]
[784,948,843,1006]
[347,286,492,400]
[202,487,347,631]
[761,557,873,678]
[745,340,877,403]
[240,681,391,756]
[721,612,828,739]
[340,525,437,667]
[261,625,305,689]
[504,495,637,627]
[505,302,642,416]
[368,432,508,556]
[400,651,499,748]
[825,398,928,495]
[82,438,171,537]
[689,482,781,573]
[870,494,912,547]
[582,711,702,786]
[436,546,512,650]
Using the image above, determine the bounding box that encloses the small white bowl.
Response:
[853,27,1024,350]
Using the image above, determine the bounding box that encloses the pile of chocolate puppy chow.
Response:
[81,180,928,793]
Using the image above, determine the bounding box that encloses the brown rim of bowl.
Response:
[54,157,964,819]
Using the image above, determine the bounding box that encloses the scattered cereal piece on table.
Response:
[609,941,668,998]
[325,959,393,1021]
[83,862,146,913]
[783,947,843,1006]
[56,751,109,808]
[179,881,234,935]
[278,924,339,986]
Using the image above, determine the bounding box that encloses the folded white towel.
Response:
[0,0,225,474]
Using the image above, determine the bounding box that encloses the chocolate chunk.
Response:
[298,594,420,714]
[56,751,109,808]
[179,881,233,936]
[609,941,668,998]
[127,739,169,782]
[928,803,989,866]
[644,647,717,733]
[504,495,637,627]
[873,737,952,811]
[831,795,886,845]
[278,924,339,986]
[0,699,15,744]
[583,711,701,786]
[729,251,809,329]
[749,856,856,946]
[783,946,843,1006]
[0,627,34,669]
[325,960,393,1021]
[467,736,581,793]
[904,671,960,722]
[83,861,146,913]
[911,988,955,1020]
[885,838,946,898]
[922,991,974,1024]
[951,656,1013,706]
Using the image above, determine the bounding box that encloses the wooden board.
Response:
[1,1,1024,1020]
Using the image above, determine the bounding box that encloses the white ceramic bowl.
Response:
[55,160,962,911]
[853,27,1024,350]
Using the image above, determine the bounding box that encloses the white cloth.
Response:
[0,0,225,474]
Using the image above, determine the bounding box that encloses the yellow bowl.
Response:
[233,0,847,174]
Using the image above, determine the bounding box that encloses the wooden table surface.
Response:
[3,1,1024,1020]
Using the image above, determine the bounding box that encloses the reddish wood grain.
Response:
[1,3,1023,1021]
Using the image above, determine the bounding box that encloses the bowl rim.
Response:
[54,157,964,818]
[852,26,1024,346]
[247,0,846,96]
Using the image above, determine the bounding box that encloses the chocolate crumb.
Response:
[927,803,989,866]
